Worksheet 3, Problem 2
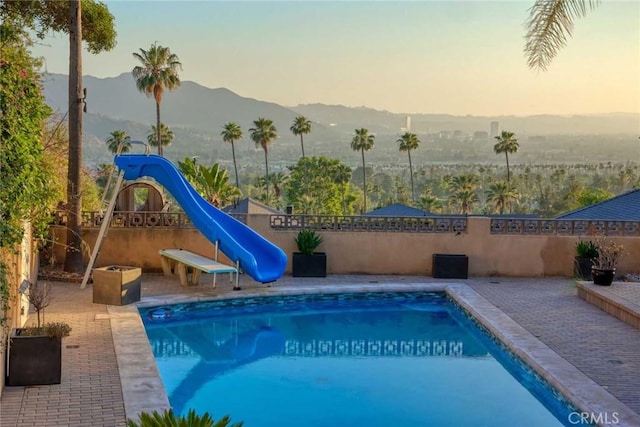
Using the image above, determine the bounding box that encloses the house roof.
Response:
[364,203,436,217]
[221,198,281,215]
[555,189,640,221]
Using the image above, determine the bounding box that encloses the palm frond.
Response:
[524,0,599,71]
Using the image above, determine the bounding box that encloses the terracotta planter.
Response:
[592,268,615,286]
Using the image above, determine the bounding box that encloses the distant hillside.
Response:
[43,72,305,136]
[293,104,640,135]
[42,73,640,168]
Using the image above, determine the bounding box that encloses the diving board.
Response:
[159,248,240,290]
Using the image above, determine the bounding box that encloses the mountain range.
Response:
[41,72,640,168]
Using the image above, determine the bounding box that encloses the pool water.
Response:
[140,292,573,426]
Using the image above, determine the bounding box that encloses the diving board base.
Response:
[159,248,240,290]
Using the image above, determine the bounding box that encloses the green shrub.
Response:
[295,229,323,255]
[19,322,71,338]
[575,240,598,258]
[127,409,243,427]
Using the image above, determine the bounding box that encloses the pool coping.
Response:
[109,282,640,426]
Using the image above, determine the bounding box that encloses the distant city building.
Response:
[406,116,411,132]
[473,131,488,142]
[490,121,499,138]
[452,130,463,141]
[439,130,452,140]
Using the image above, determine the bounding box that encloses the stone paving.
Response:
[1,273,639,426]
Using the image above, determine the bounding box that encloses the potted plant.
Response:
[6,280,72,386]
[127,408,243,427]
[591,235,625,286]
[292,229,326,277]
[574,240,598,280]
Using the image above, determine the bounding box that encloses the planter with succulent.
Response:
[591,235,625,286]
[574,240,599,280]
[6,280,72,386]
[292,229,326,278]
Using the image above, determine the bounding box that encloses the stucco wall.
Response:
[50,216,640,277]
[1,224,37,396]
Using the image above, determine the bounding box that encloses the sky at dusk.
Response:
[30,1,640,116]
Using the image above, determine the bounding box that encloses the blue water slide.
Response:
[114,154,287,283]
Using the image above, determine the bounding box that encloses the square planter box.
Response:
[6,330,62,386]
[432,254,468,279]
[292,253,327,277]
[93,265,141,305]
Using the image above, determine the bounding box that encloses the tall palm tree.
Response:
[486,181,520,214]
[65,0,84,273]
[132,42,182,156]
[290,116,312,196]
[147,123,174,150]
[350,128,375,214]
[397,132,420,205]
[105,130,131,154]
[290,116,312,159]
[220,122,243,188]
[493,131,519,184]
[249,118,278,202]
[525,0,600,71]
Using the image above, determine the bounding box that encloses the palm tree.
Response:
[449,188,479,214]
[449,174,480,192]
[178,159,240,207]
[290,116,312,159]
[447,174,480,214]
[220,122,243,188]
[147,123,174,150]
[334,164,352,215]
[269,171,289,209]
[290,116,312,196]
[132,42,182,156]
[486,181,520,214]
[417,194,443,214]
[493,131,519,184]
[525,0,600,71]
[105,130,131,154]
[249,118,278,202]
[397,132,420,205]
[350,128,375,214]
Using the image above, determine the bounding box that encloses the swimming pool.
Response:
[140,291,578,426]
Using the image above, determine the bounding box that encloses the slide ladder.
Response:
[80,141,150,289]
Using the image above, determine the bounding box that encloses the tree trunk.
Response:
[263,147,270,202]
[361,149,367,214]
[231,142,239,188]
[156,101,162,156]
[505,152,510,184]
[64,0,84,273]
[300,135,310,198]
[408,150,415,205]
